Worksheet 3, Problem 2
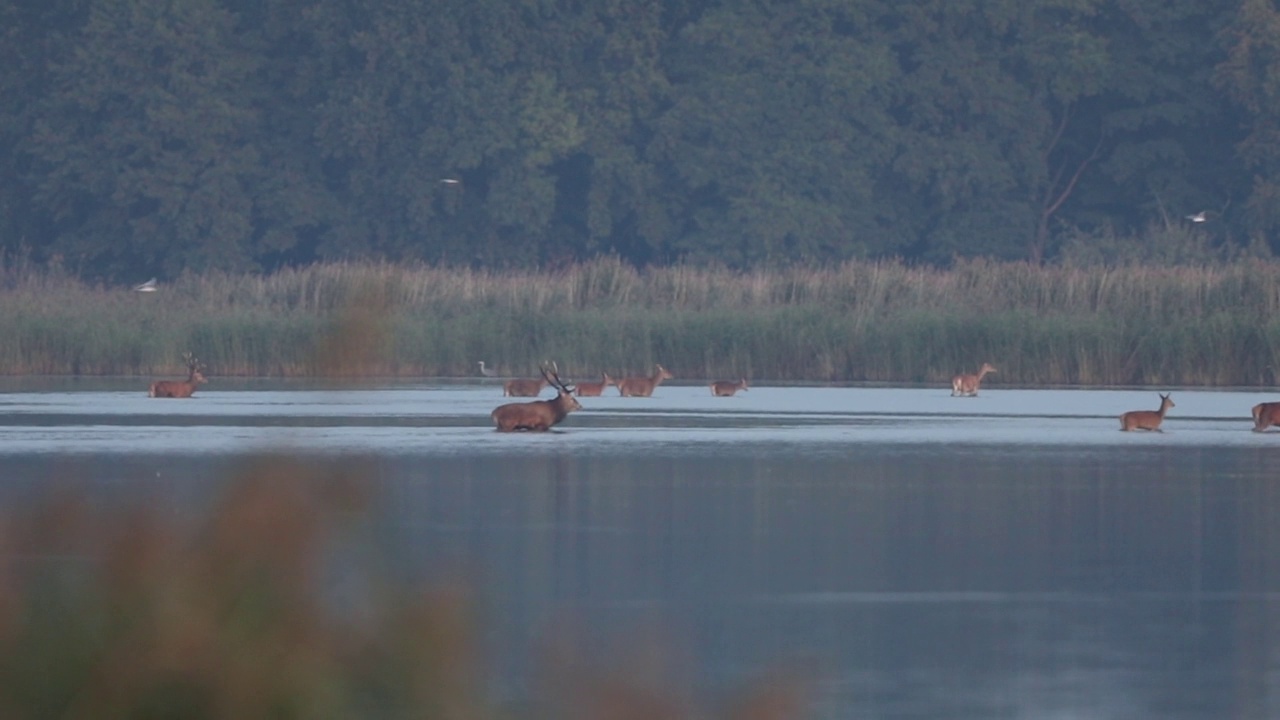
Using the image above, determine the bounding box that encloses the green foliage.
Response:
[0,0,1274,276]
[658,0,895,264]
[28,0,267,277]
[1216,0,1280,239]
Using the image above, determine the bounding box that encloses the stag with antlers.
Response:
[491,363,582,431]
[148,353,208,398]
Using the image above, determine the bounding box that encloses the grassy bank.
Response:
[3,257,1280,386]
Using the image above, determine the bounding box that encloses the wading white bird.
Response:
[477,361,496,377]
[132,278,158,292]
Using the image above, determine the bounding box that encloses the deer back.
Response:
[492,391,582,431]
[710,378,748,396]
[574,373,613,397]
[503,377,548,397]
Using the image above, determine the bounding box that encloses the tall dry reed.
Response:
[2,257,1279,385]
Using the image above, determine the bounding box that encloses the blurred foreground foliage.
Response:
[0,458,486,719]
[0,457,811,719]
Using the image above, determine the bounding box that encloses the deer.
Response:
[503,376,548,397]
[1252,402,1280,432]
[951,363,997,397]
[573,372,614,397]
[148,353,207,398]
[492,363,581,431]
[710,378,749,396]
[616,364,673,397]
[1120,393,1175,432]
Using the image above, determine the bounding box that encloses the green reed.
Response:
[3,256,1280,385]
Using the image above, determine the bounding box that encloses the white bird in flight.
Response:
[1186,211,1208,223]
[440,178,461,185]
[132,278,158,292]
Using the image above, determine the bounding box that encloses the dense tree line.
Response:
[1,0,1276,280]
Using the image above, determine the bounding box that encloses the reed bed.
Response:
[3,257,1280,385]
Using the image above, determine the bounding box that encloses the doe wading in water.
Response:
[616,364,673,397]
[1120,393,1175,431]
[951,362,996,397]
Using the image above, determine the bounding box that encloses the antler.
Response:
[540,361,573,393]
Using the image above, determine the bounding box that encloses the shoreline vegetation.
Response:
[3,257,1280,387]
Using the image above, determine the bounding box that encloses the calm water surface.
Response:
[3,378,1280,718]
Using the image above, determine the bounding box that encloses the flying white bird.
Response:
[1186,211,1208,223]
[132,278,158,292]
[440,178,461,185]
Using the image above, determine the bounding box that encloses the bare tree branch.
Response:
[1044,133,1103,220]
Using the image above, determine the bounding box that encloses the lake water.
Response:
[3,378,1280,718]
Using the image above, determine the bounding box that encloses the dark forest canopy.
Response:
[1,0,1276,281]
